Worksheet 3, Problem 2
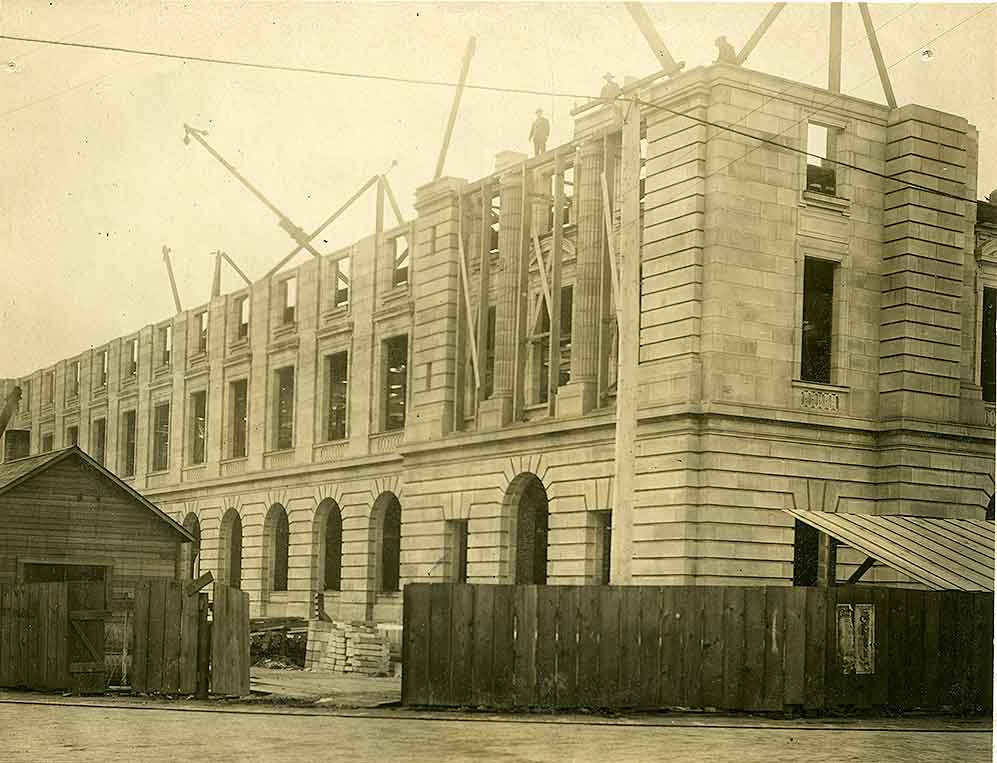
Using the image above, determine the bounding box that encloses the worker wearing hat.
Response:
[529,109,550,157]
[600,72,622,101]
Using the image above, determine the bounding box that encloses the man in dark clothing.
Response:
[529,109,550,156]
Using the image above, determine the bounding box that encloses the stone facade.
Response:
[2,63,993,623]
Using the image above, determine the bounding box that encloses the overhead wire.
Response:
[0,8,990,208]
[704,3,995,183]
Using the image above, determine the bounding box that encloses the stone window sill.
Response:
[801,190,850,216]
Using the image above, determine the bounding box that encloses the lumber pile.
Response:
[307,620,391,676]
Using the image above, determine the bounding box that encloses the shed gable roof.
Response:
[0,446,193,542]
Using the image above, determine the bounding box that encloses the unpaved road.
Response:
[0,700,991,762]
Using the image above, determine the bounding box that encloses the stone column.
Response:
[478,169,524,429]
[557,139,603,416]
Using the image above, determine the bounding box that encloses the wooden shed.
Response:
[0,445,194,597]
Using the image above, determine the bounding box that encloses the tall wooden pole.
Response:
[434,37,476,181]
[858,3,897,108]
[610,100,641,585]
[828,2,843,93]
[162,245,183,314]
[735,3,787,65]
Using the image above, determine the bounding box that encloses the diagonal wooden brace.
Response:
[859,3,897,108]
[600,171,621,316]
[532,230,553,319]
[458,232,482,390]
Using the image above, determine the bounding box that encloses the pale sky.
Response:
[2,1,995,377]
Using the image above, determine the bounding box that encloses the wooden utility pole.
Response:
[610,99,641,585]
[828,2,843,93]
[434,37,476,181]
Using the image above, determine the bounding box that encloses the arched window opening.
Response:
[220,509,243,589]
[509,474,549,585]
[181,513,201,580]
[267,504,290,593]
[320,500,343,591]
[371,493,402,593]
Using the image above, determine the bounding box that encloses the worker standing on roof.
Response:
[529,109,550,157]
[600,73,622,101]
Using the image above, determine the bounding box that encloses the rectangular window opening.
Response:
[152,402,170,472]
[66,425,79,448]
[282,277,297,325]
[230,379,249,459]
[274,366,295,450]
[92,418,107,465]
[4,430,30,461]
[806,123,837,196]
[121,410,137,477]
[67,362,80,399]
[383,335,408,431]
[447,519,469,583]
[41,432,54,453]
[237,296,250,340]
[159,325,173,366]
[391,235,410,288]
[801,257,835,384]
[335,257,351,307]
[189,390,207,465]
[96,351,108,389]
[324,351,349,442]
[197,312,209,354]
[594,510,612,585]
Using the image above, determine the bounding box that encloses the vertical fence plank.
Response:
[638,587,662,709]
[954,591,974,711]
[555,586,579,708]
[428,584,453,706]
[700,586,724,709]
[617,586,640,707]
[575,586,600,707]
[37,585,52,689]
[721,587,745,710]
[868,587,890,708]
[783,587,806,706]
[450,584,475,707]
[402,583,431,705]
[682,586,705,708]
[762,586,786,711]
[886,588,907,708]
[743,587,766,711]
[0,585,9,686]
[238,590,250,697]
[146,579,167,692]
[596,586,619,707]
[904,589,924,710]
[209,587,225,695]
[535,586,558,708]
[470,584,494,707]
[179,591,198,695]
[512,585,538,707]
[491,585,515,706]
[659,585,680,708]
[162,581,182,694]
[658,586,682,707]
[975,593,994,711]
[920,590,940,710]
[131,581,150,692]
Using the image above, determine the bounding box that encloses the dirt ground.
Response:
[0,695,991,762]
[248,666,400,706]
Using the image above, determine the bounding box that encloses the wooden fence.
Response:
[402,584,993,712]
[210,585,251,697]
[132,580,249,697]
[0,581,108,693]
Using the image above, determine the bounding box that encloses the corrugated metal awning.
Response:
[785,509,995,592]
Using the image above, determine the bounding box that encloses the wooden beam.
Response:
[221,252,253,287]
[817,535,839,587]
[475,187,491,420]
[547,161,565,417]
[858,3,897,108]
[263,174,379,278]
[532,231,553,318]
[847,556,877,585]
[184,571,214,596]
[735,3,787,65]
[625,3,681,73]
[382,174,406,226]
[600,172,621,311]
[609,99,641,585]
[162,246,183,314]
[828,2,843,93]
[458,214,482,390]
[434,36,476,181]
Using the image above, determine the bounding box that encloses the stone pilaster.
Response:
[478,169,523,429]
[558,140,604,416]
[408,176,467,441]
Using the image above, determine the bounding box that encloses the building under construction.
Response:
[2,27,995,628]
